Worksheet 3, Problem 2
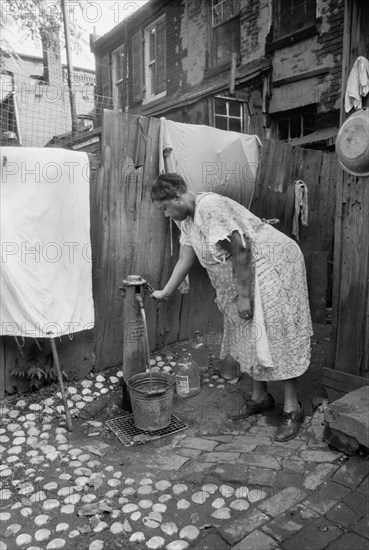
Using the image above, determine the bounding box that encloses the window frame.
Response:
[143,15,166,104]
[210,0,240,70]
[273,107,316,142]
[213,95,244,133]
[112,44,125,111]
[272,0,316,42]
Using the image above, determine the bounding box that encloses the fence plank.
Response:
[334,174,369,376]
[332,166,345,352]
[0,337,5,398]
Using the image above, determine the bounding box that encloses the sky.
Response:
[2,1,149,70]
[74,0,150,68]
[79,0,149,37]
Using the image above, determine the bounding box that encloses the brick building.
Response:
[91,0,345,149]
[0,45,96,147]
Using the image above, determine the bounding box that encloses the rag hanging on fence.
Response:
[292,180,309,242]
[0,147,94,338]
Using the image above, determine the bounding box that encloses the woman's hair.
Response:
[151,173,187,201]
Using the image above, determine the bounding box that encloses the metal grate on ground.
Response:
[106,414,188,446]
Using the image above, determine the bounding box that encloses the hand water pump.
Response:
[120,275,160,410]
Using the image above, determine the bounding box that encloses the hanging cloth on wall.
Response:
[292,179,309,242]
[344,56,369,113]
[159,117,261,206]
[0,147,94,338]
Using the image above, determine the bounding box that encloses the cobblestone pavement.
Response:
[0,331,368,550]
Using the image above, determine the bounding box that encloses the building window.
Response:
[112,45,125,110]
[274,108,316,141]
[214,96,243,132]
[211,0,240,68]
[144,15,166,102]
[273,0,316,41]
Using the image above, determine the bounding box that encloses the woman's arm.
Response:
[152,245,197,300]
[221,230,253,319]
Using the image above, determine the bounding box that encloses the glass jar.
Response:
[219,354,241,380]
[190,331,209,374]
[175,352,201,398]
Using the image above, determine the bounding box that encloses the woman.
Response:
[151,173,312,442]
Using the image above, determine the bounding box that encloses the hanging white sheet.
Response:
[0,147,94,338]
[159,118,261,208]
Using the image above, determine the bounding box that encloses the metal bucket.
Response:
[127,372,175,432]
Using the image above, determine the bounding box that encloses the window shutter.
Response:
[156,17,166,94]
[100,54,111,99]
[132,30,143,101]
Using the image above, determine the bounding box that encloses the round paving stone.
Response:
[248,489,267,503]
[30,491,46,503]
[179,526,199,541]
[147,536,165,549]
[155,480,171,491]
[16,533,32,546]
[172,484,187,495]
[4,523,21,537]
[44,482,58,491]
[60,505,75,514]
[43,500,60,511]
[34,515,50,527]
[138,499,153,509]
[46,539,66,549]
[176,499,190,510]
[129,532,145,542]
[64,494,80,505]
[55,523,69,532]
[110,522,124,534]
[35,529,51,542]
[230,499,250,511]
[166,542,189,550]
[89,542,104,550]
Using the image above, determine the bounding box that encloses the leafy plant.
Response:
[11,341,67,391]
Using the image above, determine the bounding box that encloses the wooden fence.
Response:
[0,111,340,395]
[330,169,369,383]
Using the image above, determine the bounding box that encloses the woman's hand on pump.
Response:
[151,290,169,302]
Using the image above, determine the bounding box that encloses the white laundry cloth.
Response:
[292,180,309,242]
[159,118,261,205]
[0,147,94,338]
[345,56,369,112]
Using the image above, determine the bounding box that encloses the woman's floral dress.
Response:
[180,193,313,381]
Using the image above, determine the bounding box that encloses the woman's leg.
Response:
[251,380,268,402]
[274,376,304,441]
[282,378,300,412]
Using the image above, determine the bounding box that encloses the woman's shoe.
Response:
[226,393,275,420]
[274,404,305,442]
